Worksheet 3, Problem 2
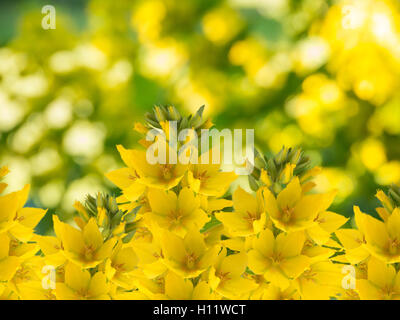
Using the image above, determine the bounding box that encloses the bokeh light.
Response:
[1,0,400,226]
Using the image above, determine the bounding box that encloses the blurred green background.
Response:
[1,0,400,232]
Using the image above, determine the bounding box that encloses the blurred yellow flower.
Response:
[202,7,244,45]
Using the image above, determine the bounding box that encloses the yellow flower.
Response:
[159,271,217,300]
[105,163,146,203]
[0,185,28,234]
[203,223,225,247]
[0,233,20,282]
[131,240,167,279]
[248,228,310,289]
[295,261,342,300]
[17,281,57,300]
[105,242,139,289]
[106,166,140,191]
[357,257,400,300]
[199,195,232,214]
[186,149,237,197]
[257,283,300,300]
[0,184,46,241]
[216,187,266,237]
[129,221,153,243]
[33,234,66,267]
[146,187,209,236]
[53,216,117,268]
[263,177,336,232]
[13,258,58,300]
[160,229,219,278]
[208,248,257,298]
[134,274,166,299]
[354,206,400,263]
[9,255,44,295]
[306,211,348,245]
[4,104,385,301]
[10,206,47,243]
[116,144,187,190]
[56,263,109,300]
[301,240,336,264]
[335,227,370,265]
[129,221,168,279]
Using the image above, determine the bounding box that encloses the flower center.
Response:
[380,285,393,299]
[304,239,314,248]
[128,170,140,181]
[83,244,95,261]
[388,238,400,255]
[134,227,152,240]
[10,239,19,249]
[281,206,294,223]
[343,289,359,300]
[169,209,183,224]
[15,267,31,282]
[186,252,198,269]
[271,252,283,264]
[244,211,257,226]
[314,214,325,224]
[57,267,65,279]
[195,170,209,182]
[113,263,126,273]
[301,269,317,282]
[14,214,24,222]
[45,291,57,300]
[76,289,90,299]
[153,251,162,259]
[161,164,173,180]
[217,271,231,283]
[155,276,165,292]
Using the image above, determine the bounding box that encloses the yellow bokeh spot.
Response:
[355,80,375,101]
[314,168,355,203]
[320,0,400,105]
[202,7,243,45]
[131,0,166,42]
[268,125,303,153]
[359,138,387,171]
[139,39,187,78]
[375,161,400,185]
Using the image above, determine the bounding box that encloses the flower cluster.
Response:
[336,185,400,299]
[0,166,48,299]
[1,106,399,300]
